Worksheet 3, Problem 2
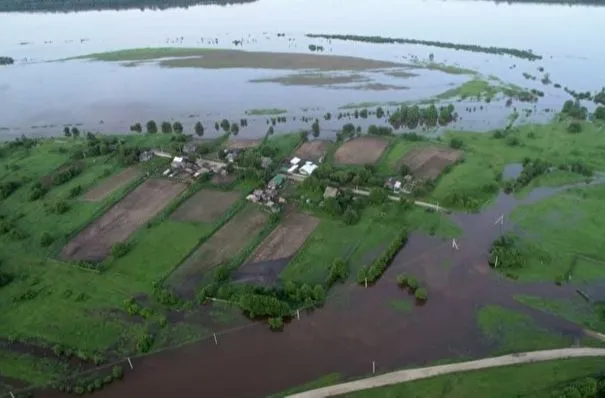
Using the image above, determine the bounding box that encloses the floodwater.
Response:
[38,183,593,398]
[1,0,605,138]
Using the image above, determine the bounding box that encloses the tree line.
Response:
[0,0,256,12]
[306,34,542,61]
[0,56,14,65]
[389,104,456,129]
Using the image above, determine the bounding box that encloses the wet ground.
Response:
[36,183,592,398]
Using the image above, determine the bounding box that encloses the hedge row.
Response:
[357,231,408,284]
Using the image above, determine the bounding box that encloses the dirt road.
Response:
[289,348,605,397]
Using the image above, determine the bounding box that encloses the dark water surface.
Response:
[35,185,592,398]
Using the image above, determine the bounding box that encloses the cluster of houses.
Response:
[246,174,287,211]
[384,175,415,194]
[287,157,318,176]
[159,153,230,181]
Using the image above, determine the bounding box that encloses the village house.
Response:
[324,186,339,199]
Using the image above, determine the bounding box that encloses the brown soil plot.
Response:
[168,205,269,296]
[294,140,332,161]
[83,167,141,202]
[60,178,186,262]
[400,146,462,180]
[245,212,319,264]
[171,189,239,223]
[334,136,389,165]
[226,138,262,150]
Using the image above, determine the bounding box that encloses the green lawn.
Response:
[477,305,573,354]
[0,351,68,386]
[511,184,605,282]
[338,358,605,398]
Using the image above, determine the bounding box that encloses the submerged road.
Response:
[289,348,605,397]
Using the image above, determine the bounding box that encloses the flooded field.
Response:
[1,0,604,139]
[37,182,593,398]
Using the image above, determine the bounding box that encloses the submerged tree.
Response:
[311,119,320,138]
[161,121,172,134]
[194,121,204,136]
[63,127,71,137]
[146,120,157,134]
[172,121,183,134]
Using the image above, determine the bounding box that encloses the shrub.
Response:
[343,207,360,225]
[112,365,124,380]
[40,232,54,247]
[326,258,348,286]
[103,375,113,385]
[595,106,605,121]
[111,242,130,258]
[396,273,408,287]
[68,185,82,198]
[136,333,154,353]
[268,317,284,330]
[54,201,70,214]
[357,231,408,285]
[567,121,582,134]
[505,136,520,146]
[74,386,85,395]
[449,138,463,149]
[415,288,428,301]
[406,277,419,291]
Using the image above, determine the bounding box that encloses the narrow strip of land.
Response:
[288,348,605,398]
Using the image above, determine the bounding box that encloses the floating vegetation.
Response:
[306,33,542,61]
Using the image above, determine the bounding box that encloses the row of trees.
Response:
[0,0,256,12]
[0,56,14,65]
[357,231,408,284]
[488,234,525,271]
[389,104,456,129]
[306,34,541,61]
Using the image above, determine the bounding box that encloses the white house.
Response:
[288,164,299,174]
[171,156,184,169]
[290,157,301,165]
[299,163,318,176]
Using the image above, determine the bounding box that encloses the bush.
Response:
[68,185,82,198]
[111,242,130,258]
[326,258,348,286]
[404,276,419,291]
[40,232,54,247]
[112,365,124,380]
[396,273,408,287]
[567,121,582,134]
[54,201,70,214]
[268,317,284,330]
[595,106,605,121]
[369,188,388,205]
[449,138,463,149]
[415,287,428,301]
[343,207,360,225]
[136,333,154,353]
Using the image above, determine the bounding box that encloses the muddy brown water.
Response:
[39,186,596,398]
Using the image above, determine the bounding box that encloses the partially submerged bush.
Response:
[268,317,284,330]
[415,288,428,301]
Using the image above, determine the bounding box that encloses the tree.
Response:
[369,188,387,205]
[146,120,157,134]
[220,119,230,132]
[406,277,419,291]
[343,207,359,225]
[376,107,384,119]
[567,121,582,134]
[161,121,172,134]
[230,123,239,135]
[130,122,142,133]
[71,127,80,137]
[268,317,283,330]
[396,273,408,286]
[312,119,320,138]
[400,164,411,177]
[324,197,342,216]
[267,126,274,135]
[595,106,605,121]
[172,121,183,134]
[194,121,204,136]
[63,127,71,137]
[214,121,220,131]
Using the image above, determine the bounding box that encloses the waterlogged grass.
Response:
[414,61,477,76]
[511,185,605,282]
[0,351,68,386]
[477,305,572,354]
[515,295,605,334]
[67,48,403,71]
[339,358,605,398]
[245,108,288,116]
[436,78,532,101]
[516,170,589,198]
[432,119,605,211]
[389,298,413,314]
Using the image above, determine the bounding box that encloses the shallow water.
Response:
[1,0,604,138]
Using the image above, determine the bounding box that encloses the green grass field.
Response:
[338,358,605,398]
[477,305,572,354]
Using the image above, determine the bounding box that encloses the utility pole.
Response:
[452,238,459,251]
[495,214,504,235]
